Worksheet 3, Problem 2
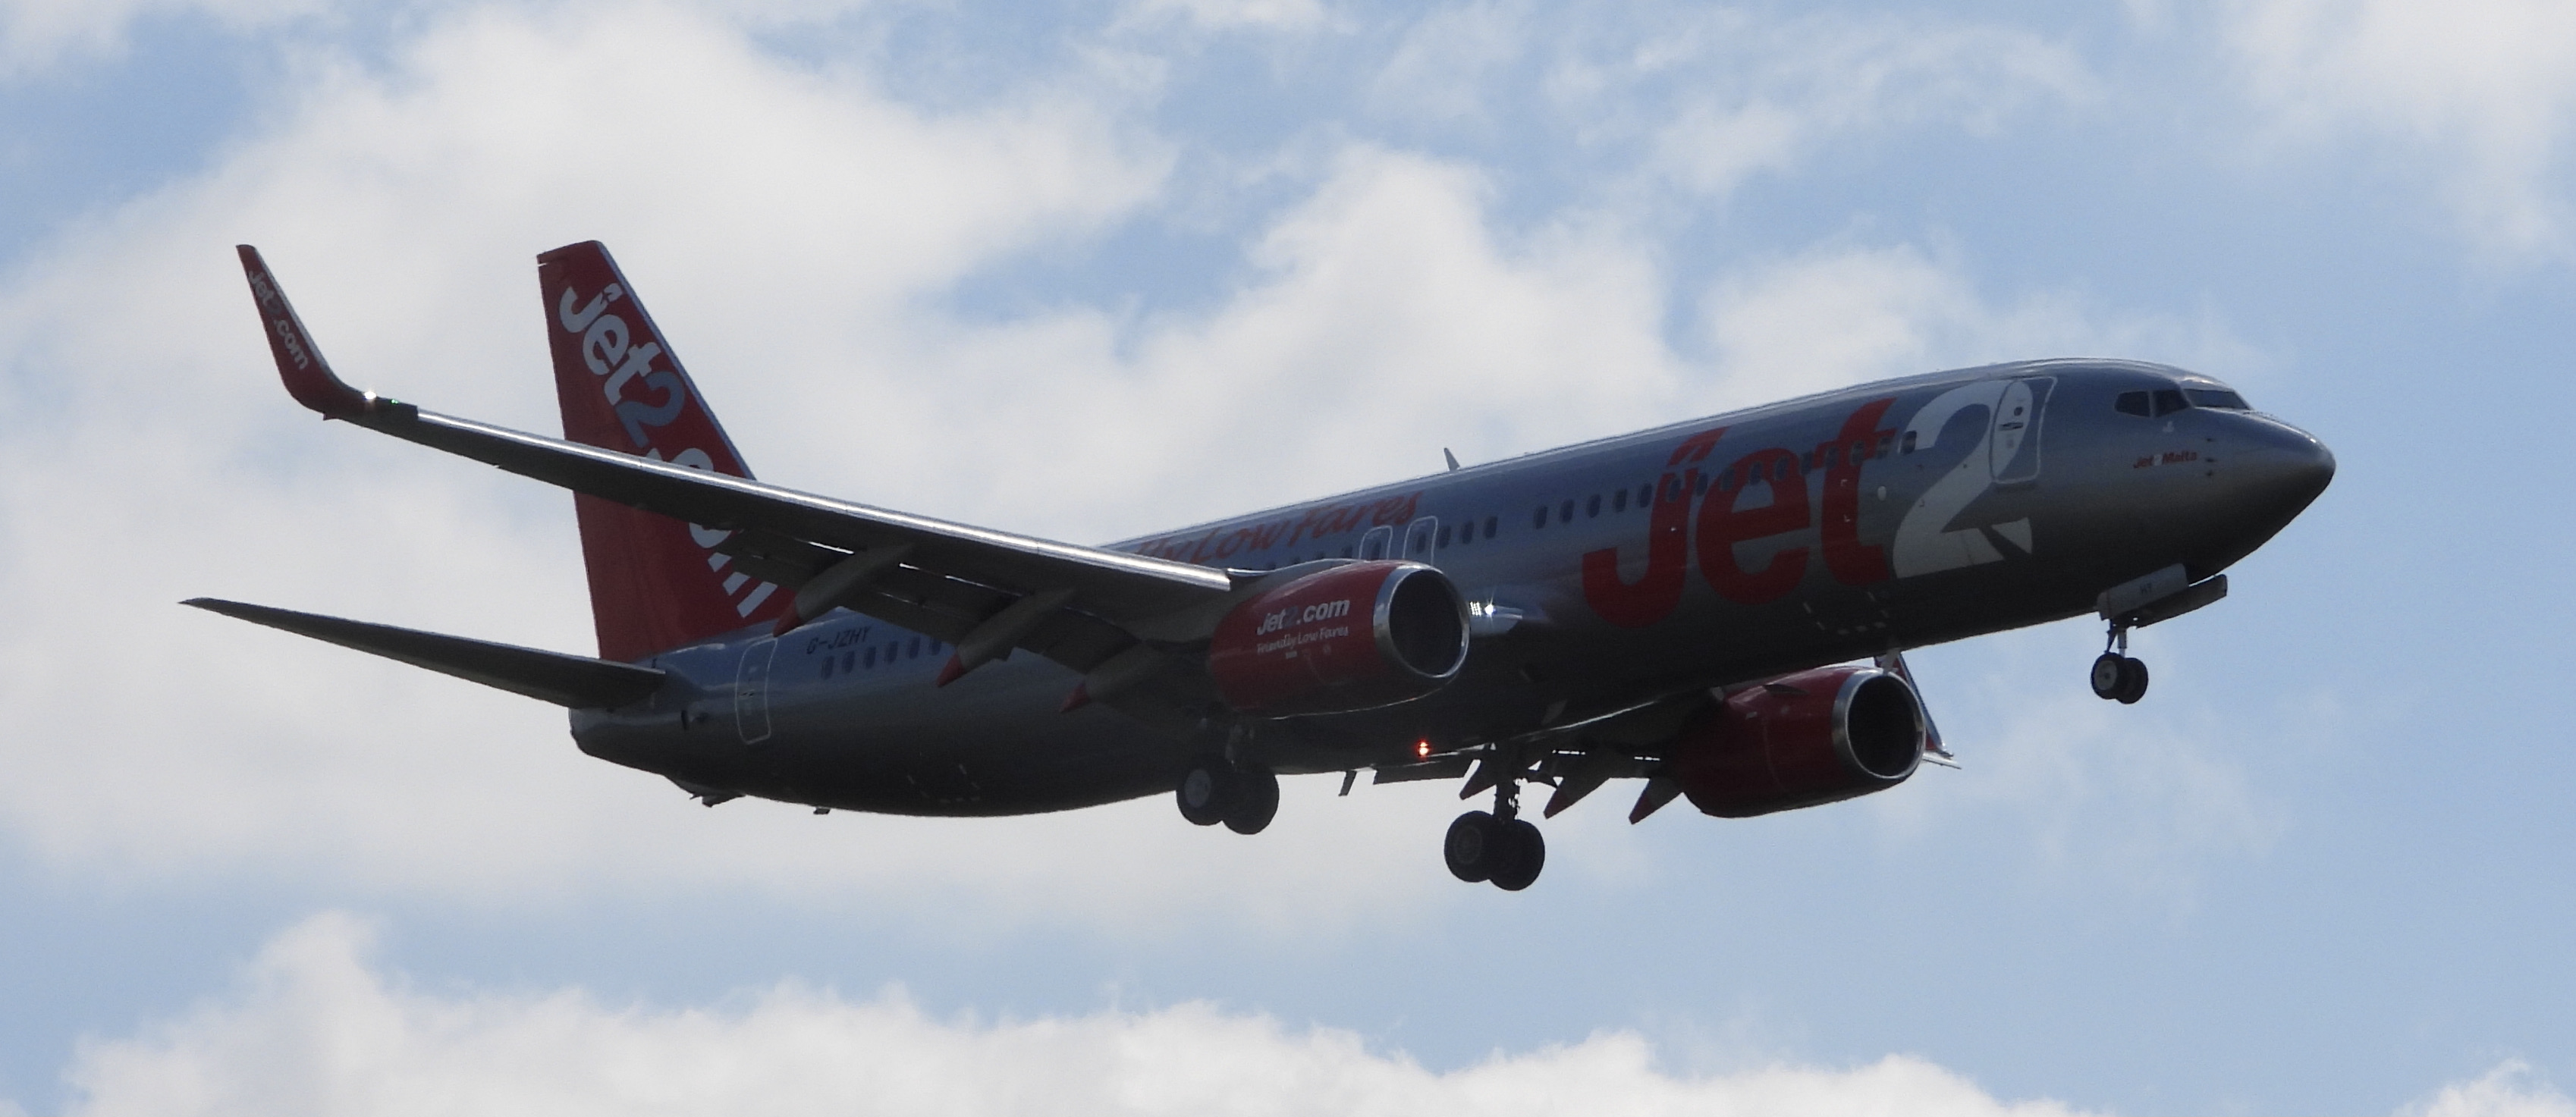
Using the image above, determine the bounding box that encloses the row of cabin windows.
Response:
[819,635,944,679]
[1525,432,1907,529]
[2115,387,2250,417]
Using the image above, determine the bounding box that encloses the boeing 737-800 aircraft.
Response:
[193,242,2333,890]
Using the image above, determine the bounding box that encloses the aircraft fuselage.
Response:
[569,357,2333,817]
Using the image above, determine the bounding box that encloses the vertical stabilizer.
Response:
[537,241,784,660]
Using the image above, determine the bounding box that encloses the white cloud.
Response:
[2225,0,2576,259]
[0,0,317,74]
[1125,0,1330,33]
[1542,11,2090,199]
[1368,2,1528,124]
[1702,241,2267,399]
[1865,625,2286,908]
[2405,1062,2576,1117]
[57,911,2096,1117]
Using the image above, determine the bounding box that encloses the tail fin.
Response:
[537,241,784,661]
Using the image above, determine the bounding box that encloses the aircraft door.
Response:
[735,636,778,744]
[1403,516,1439,564]
[1359,525,1396,560]
[1989,377,2054,488]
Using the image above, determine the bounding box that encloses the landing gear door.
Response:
[1990,377,2054,488]
[735,636,778,745]
[1403,516,1439,564]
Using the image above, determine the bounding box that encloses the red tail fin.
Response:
[537,241,784,661]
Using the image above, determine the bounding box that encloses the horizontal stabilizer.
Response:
[184,598,665,709]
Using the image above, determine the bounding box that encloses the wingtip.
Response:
[237,245,375,419]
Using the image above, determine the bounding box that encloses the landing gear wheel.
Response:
[1223,767,1280,835]
[2115,657,2150,704]
[1444,811,1499,882]
[1175,759,1232,827]
[2090,653,2128,700]
[1488,819,1546,892]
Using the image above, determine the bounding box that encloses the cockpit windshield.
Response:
[2116,381,2253,417]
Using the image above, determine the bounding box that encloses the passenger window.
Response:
[2186,388,2250,409]
[2153,389,2187,416]
[1585,494,1601,518]
[1901,431,1918,453]
[821,659,835,679]
[865,647,877,669]
[1779,457,1799,478]
[1559,500,1574,523]
[1876,433,1893,454]
[1437,526,1452,548]
[1532,507,1547,529]
[1749,461,1766,482]
[908,636,920,658]
[1482,516,1497,538]
[1693,473,1709,495]
[1611,488,1627,513]
[1716,469,1734,492]
[841,651,855,673]
[2116,391,2150,417]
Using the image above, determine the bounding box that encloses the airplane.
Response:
[193,241,2335,891]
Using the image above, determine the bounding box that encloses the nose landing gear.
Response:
[2090,626,2149,704]
[1444,780,1546,890]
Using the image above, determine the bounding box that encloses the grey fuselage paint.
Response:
[569,359,2334,817]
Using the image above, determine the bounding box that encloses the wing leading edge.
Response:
[233,246,1237,704]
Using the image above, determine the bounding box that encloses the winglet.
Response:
[237,245,389,419]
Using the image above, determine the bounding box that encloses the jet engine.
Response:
[1208,560,1469,715]
[1668,665,1926,817]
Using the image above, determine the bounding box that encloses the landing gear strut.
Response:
[1175,755,1279,835]
[1444,778,1545,890]
[2090,625,2149,704]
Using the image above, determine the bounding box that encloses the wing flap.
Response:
[184,598,665,709]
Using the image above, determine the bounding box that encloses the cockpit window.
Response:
[2186,388,2250,409]
[2153,389,2186,416]
[2115,391,2150,417]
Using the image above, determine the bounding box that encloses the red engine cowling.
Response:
[1208,561,1469,715]
[1669,665,1926,818]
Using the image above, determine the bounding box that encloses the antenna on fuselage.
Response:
[1443,448,1461,472]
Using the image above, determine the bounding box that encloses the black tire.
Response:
[1444,811,1497,882]
[1490,820,1545,892]
[1224,767,1280,835]
[2116,657,2150,704]
[2090,652,2127,700]
[1176,760,1231,827]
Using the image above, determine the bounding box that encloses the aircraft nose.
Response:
[2229,417,2336,522]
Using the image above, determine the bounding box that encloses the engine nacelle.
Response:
[1208,561,1469,715]
[1669,665,1926,818]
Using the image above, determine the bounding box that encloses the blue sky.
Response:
[5,1,2576,1114]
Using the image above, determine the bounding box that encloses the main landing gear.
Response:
[2090,624,2149,704]
[1444,780,1545,891]
[1175,754,1280,835]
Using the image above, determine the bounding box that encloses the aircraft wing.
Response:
[184,598,665,709]
[237,246,1238,701]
